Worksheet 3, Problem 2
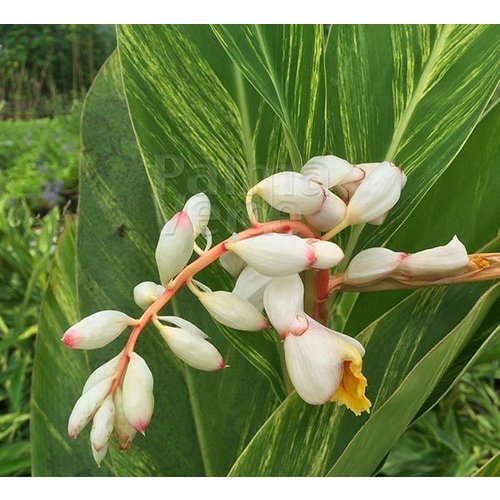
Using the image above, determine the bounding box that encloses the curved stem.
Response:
[321,219,349,241]
[109,219,315,394]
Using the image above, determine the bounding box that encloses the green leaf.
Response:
[228,283,499,476]
[325,25,500,251]
[211,24,327,166]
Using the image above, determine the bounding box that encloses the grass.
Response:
[0,196,62,476]
[380,353,500,476]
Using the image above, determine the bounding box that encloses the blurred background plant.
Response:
[0,24,498,477]
[0,24,115,475]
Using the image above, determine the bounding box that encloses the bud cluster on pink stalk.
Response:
[344,236,470,286]
[61,154,489,466]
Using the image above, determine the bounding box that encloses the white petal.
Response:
[253,171,325,215]
[198,291,268,331]
[114,387,137,451]
[159,326,225,371]
[92,443,108,467]
[308,240,344,269]
[156,315,208,339]
[344,247,408,285]
[304,191,347,232]
[90,394,115,453]
[346,161,404,224]
[122,353,154,434]
[398,235,469,279]
[306,315,365,357]
[226,233,316,277]
[155,211,194,285]
[263,275,307,338]
[219,251,247,278]
[232,266,272,311]
[183,193,211,236]
[62,311,135,350]
[133,281,165,310]
[82,352,122,394]
[284,324,343,405]
[68,377,112,439]
[301,155,363,188]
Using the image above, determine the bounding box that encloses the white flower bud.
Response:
[308,240,344,269]
[397,236,469,279]
[304,191,347,232]
[159,324,225,371]
[344,247,408,285]
[62,311,136,349]
[155,211,194,285]
[301,155,363,188]
[90,394,115,454]
[219,251,246,278]
[345,161,405,224]
[183,193,211,236]
[263,275,308,338]
[133,281,166,310]
[83,352,122,394]
[122,353,154,434]
[252,172,325,215]
[232,266,272,311]
[68,377,112,439]
[197,290,269,331]
[114,387,137,451]
[226,233,316,277]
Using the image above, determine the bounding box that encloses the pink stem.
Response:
[109,219,315,393]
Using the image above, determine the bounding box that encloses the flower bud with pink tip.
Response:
[344,247,408,285]
[155,211,195,285]
[133,281,166,310]
[226,233,316,277]
[397,236,469,279]
[305,191,347,232]
[122,352,154,434]
[62,311,137,349]
[67,377,113,439]
[263,275,308,338]
[301,155,364,189]
[157,317,226,371]
[249,171,325,215]
[90,394,115,462]
[345,161,405,225]
[308,240,344,269]
[114,387,137,451]
[232,266,272,311]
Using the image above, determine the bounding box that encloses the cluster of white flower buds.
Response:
[63,154,480,464]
